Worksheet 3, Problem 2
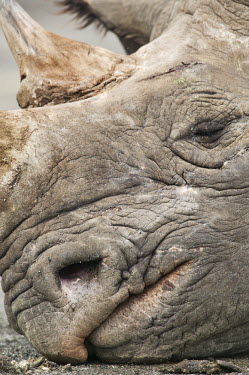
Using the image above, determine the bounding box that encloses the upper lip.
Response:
[86,259,192,349]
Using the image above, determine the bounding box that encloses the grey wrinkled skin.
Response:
[1,0,249,365]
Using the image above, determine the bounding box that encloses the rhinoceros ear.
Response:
[0,0,133,108]
[58,0,178,53]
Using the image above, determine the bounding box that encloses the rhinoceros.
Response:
[1,0,249,365]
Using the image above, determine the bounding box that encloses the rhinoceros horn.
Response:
[0,0,134,108]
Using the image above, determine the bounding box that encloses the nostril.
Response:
[59,260,101,285]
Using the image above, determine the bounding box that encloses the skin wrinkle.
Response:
[4,199,200,292]
[4,198,202,328]
[13,295,43,319]
[7,281,31,305]
[186,0,249,38]
[18,304,63,328]
[3,235,67,290]
[0,189,135,264]
[13,256,124,332]
[5,232,116,292]
[216,0,249,21]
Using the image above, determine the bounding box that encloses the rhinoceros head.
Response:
[1,0,249,365]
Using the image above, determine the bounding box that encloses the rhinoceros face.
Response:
[1,0,249,365]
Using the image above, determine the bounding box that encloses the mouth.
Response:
[81,260,192,362]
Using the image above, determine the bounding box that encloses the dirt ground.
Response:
[1,307,249,375]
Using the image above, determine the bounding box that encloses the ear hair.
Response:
[57,0,107,32]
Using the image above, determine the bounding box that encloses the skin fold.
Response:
[1,0,249,365]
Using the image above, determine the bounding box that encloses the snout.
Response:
[5,232,136,364]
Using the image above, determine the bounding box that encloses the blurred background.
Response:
[0,0,124,318]
[0,0,124,110]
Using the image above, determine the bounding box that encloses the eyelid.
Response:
[191,121,226,136]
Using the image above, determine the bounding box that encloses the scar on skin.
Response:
[140,62,203,81]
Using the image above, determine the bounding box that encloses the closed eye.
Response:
[191,121,226,144]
